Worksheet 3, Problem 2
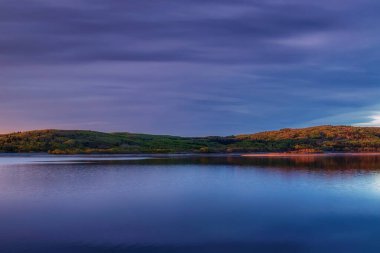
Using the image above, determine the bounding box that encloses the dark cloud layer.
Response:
[1,0,380,135]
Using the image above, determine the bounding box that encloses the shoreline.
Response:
[2,152,380,157]
[242,152,380,157]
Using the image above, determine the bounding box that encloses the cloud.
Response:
[0,0,347,64]
[1,0,380,135]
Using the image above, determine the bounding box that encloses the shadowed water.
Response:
[0,154,380,253]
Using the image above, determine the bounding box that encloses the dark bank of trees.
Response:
[1,126,380,154]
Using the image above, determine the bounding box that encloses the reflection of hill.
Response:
[240,155,380,175]
[52,154,380,175]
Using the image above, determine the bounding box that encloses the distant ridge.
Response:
[1,125,380,154]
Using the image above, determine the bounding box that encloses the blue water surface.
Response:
[0,154,379,253]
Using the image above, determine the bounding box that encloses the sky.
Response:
[1,0,380,136]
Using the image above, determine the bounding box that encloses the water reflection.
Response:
[43,154,380,174]
[0,154,379,253]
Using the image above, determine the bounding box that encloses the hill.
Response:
[1,125,380,154]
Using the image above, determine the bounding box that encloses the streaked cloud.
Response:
[1,0,380,135]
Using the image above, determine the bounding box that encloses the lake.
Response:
[0,154,380,253]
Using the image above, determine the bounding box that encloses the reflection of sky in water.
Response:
[371,174,380,194]
[0,154,151,166]
[0,154,379,252]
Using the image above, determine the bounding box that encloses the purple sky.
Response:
[1,0,380,136]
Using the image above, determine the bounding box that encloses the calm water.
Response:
[1,154,380,253]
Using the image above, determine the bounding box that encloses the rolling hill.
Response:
[1,125,380,154]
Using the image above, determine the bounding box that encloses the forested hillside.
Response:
[1,126,380,154]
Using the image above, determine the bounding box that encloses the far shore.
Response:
[242,152,380,157]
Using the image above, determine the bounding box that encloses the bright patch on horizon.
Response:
[355,113,380,127]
